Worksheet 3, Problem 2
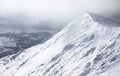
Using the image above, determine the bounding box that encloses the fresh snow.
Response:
[0,12,120,76]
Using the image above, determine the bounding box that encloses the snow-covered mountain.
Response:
[0,12,120,76]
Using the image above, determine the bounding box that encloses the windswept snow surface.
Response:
[0,12,120,76]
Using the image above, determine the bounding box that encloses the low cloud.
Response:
[0,0,120,31]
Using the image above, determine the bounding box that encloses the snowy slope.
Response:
[0,12,120,76]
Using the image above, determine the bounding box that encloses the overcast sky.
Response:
[0,0,120,31]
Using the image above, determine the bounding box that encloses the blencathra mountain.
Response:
[0,12,120,76]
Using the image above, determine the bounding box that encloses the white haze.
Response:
[0,0,120,28]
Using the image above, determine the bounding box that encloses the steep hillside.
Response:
[0,12,120,76]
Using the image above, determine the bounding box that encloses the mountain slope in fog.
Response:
[0,12,120,76]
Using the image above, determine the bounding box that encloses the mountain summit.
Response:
[0,12,120,76]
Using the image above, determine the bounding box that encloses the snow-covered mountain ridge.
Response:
[0,12,120,76]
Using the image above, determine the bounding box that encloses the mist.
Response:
[0,0,120,33]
